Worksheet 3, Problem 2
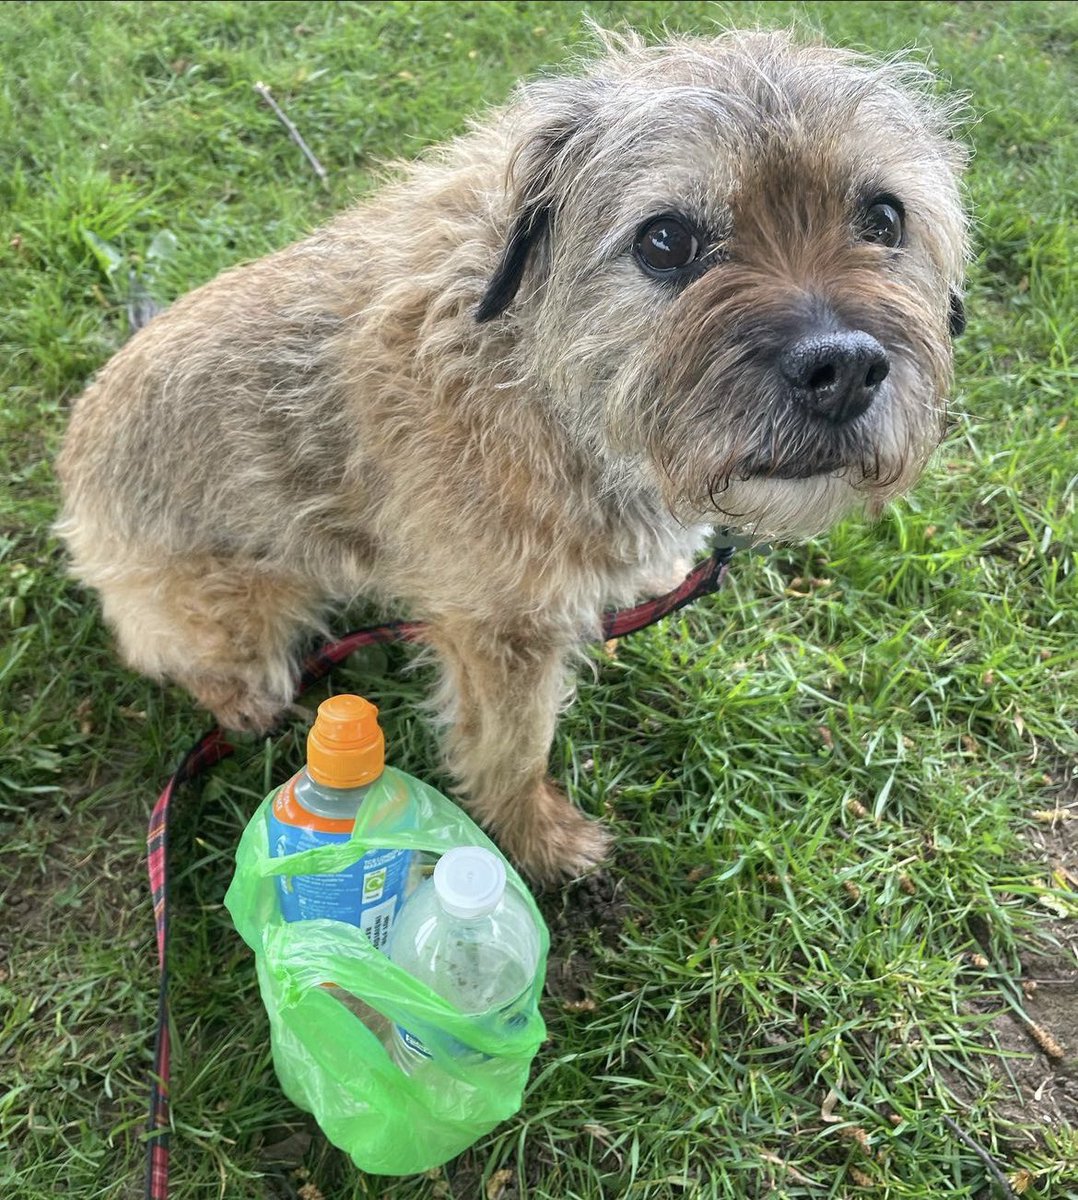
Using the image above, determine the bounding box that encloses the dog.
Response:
[56,28,968,883]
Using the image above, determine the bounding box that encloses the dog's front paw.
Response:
[498,779,612,888]
[181,672,291,735]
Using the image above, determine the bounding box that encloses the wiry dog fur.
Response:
[56,29,968,882]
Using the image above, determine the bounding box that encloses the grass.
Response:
[1,1,1076,1197]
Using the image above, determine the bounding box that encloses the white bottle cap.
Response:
[433,847,507,919]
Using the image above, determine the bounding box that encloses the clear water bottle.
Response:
[386,846,541,1074]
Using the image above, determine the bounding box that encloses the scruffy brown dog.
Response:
[57,29,968,882]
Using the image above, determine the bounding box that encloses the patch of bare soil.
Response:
[973,925,1078,1134]
[959,767,1078,1141]
[539,860,632,1008]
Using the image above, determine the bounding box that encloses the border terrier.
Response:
[57,29,968,883]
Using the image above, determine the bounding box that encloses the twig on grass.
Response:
[254,81,328,188]
[941,1114,1019,1200]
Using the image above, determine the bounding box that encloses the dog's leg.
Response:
[425,615,609,885]
[75,545,323,732]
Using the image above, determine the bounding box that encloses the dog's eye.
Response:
[634,217,700,273]
[860,197,904,248]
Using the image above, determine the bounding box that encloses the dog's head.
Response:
[477,29,969,539]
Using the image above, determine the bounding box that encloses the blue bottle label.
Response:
[267,808,411,950]
[395,989,532,1063]
[396,1024,434,1061]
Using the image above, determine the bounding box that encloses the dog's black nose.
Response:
[779,331,889,424]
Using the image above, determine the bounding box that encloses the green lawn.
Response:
[2,2,1076,1198]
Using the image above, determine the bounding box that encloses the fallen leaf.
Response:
[840,1126,872,1152]
[1032,809,1071,824]
[821,1087,842,1123]
[486,1168,513,1200]
[1039,892,1071,917]
[260,1130,312,1164]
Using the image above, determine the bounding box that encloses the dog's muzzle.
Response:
[734,327,895,481]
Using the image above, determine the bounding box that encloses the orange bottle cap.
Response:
[306,694,385,788]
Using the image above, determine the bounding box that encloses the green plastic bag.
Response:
[224,766,550,1176]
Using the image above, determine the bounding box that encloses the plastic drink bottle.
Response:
[267,694,412,950]
[386,846,542,1073]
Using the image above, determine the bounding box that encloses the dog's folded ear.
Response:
[475,200,551,324]
[948,289,966,337]
[476,83,603,324]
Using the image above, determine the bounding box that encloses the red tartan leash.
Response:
[144,543,734,1199]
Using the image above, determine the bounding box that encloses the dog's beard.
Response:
[649,355,945,541]
[703,475,876,541]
